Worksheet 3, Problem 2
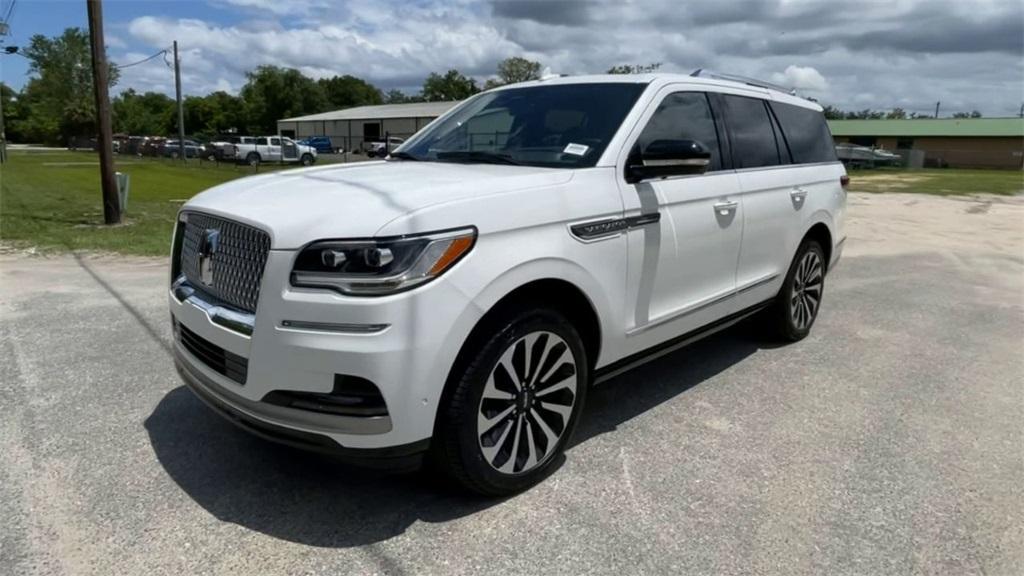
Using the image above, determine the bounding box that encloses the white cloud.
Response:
[113,0,1023,116]
[772,65,829,92]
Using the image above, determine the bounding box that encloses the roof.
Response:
[828,117,1024,138]
[279,101,461,123]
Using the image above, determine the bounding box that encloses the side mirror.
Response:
[626,139,711,183]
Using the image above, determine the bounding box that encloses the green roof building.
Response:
[828,117,1024,169]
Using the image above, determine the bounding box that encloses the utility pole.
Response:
[0,82,6,164]
[173,40,185,162]
[86,0,120,224]
[934,101,941,119]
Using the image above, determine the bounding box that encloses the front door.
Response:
[620,90,743,354]
[281,138,299,161]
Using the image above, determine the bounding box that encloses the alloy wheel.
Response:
[477,331,578,475]
[791,250,823,330]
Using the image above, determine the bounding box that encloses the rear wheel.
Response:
[246,152,261,167]
[433,308,588,496]
[767,240,826,341]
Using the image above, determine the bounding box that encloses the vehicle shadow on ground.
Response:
[145,320,776,549]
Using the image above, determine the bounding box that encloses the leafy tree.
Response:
[421,70,479,101]
[318,75,383,109]
[821,105,845,120]
[240,66,327,134]
[181,91,247,139]
[112,89,174,135]
[484,56,542,89]
[607,63,662,74]
[19,28,119,144]
[886,108,907,119]
[1,83,23,142]
[953,110,983,118]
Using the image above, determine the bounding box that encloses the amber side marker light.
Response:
[430,235,475,275]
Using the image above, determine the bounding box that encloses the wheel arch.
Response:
[802,221,834,273]
[433,276,603,440]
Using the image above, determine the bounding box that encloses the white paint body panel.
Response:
[170,74,847,452]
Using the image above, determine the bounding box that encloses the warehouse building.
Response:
[277,101,461,153]
[829,117,1024,169]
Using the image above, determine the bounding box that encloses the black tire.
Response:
[246,152,261,167]
[300,153,314,166]
[432,308,588,496]
[170,150,180,160]
[367,150,376,158]
[766,239,826,342]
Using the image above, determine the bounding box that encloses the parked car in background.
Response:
[233,136,317,166]
[835,144,902,168]
[207,136,256,162]
[298,136,337,154]
[168,73,846,495]
[163,139,205,159]
[366,136,404,157]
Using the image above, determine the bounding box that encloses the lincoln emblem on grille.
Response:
[198,228,220,287]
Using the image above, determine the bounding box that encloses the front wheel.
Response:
[300,153,314,166]
[766,239,826,341]
[433,308,588,496]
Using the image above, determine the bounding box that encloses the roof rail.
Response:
[690,69,796,96]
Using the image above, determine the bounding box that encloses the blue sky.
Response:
[2,0,1022,116]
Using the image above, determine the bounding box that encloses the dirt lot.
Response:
[1,192,1022,575]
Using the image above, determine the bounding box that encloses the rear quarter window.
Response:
[769,102,837,164]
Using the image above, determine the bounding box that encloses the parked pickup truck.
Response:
[234,136,318,166]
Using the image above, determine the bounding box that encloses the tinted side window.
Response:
[770,102,837,164]
[636,92,723,171]
[722,95,780,169]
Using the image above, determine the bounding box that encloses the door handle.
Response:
[790,188,808,201]
[713,201,738,216]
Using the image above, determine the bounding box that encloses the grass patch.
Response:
[848,168,1023,196]
[0,150,285,255]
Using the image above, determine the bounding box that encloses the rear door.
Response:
[267,137,283,162]
[618,89,744,355]
[729,97,842,310]
[719,94,799,308]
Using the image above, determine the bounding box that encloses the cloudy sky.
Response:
[2,0,1022,116]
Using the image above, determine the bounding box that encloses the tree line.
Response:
[822,105,982,120]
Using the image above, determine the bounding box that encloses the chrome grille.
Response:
[179,212,270,313]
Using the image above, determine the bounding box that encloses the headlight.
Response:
[291,227,476,296]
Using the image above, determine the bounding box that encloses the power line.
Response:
[3,0,17,25]
[114,47,169,69]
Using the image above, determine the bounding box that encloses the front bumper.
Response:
[175,346,428,467]
[169,249,482,452]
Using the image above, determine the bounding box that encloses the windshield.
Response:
[399,83,647,168]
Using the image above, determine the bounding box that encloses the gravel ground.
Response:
[1,192,1022,576]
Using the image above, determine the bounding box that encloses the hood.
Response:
[183,160,573,249]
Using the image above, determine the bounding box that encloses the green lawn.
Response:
[847,168,1023,196]
[0,150,284,255]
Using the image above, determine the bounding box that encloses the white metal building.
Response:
[277,101,461,152]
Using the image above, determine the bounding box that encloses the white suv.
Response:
[169,73,846,495]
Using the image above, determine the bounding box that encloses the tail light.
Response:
[840,175,850,188]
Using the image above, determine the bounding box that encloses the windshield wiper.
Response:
[435,150,521,166]
[388,151,421,161]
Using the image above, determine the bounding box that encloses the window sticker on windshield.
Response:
[563,143,590,156]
